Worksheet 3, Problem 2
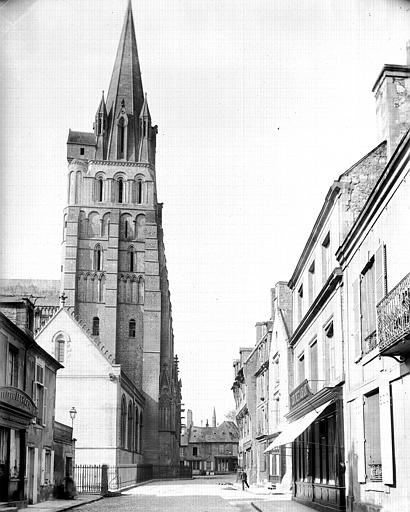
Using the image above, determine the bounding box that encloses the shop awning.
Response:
[264,400,332,452]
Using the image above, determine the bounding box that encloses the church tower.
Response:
[61,0,180,467]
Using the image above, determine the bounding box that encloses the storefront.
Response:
[0,386,36,502]
[266,387,345,512]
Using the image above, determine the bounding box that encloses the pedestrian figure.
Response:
[241,470,249,490]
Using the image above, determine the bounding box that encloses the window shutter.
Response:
[356,398,366,483]
[42,388,47,426]
[379,381,394,484]
[40,448,46,485]
[50,450,55,484]
[352,278,362,359]
[375,243,387,304]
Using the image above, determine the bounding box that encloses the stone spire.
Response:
[105,0,145,161]
[212,407,216,427]
[94,91,108,160]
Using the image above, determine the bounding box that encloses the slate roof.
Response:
[188,421,239,443]
[67,130,96,146]
[0,279,60,306]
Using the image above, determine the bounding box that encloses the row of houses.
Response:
[232,45,410,512]
[0,297,75,506]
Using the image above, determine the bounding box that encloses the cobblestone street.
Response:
[73,476,313,512]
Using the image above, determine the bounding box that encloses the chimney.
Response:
[187,409,193,429]
[212,407,216,427]
[274,282,293,336]
[270,288,276,322]
[255,321,267,342]
[373,42,410,159]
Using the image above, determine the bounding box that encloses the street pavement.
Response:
[75,475,312,512]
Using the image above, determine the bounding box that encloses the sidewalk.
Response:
[251,498,314,512]
[18,495,102,512]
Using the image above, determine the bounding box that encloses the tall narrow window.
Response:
[364,391,382,482]
[308,261,315,305]
[129,319,136,338]
[135,407,140,452]
[360,258,376,354]
[92,317,100,336]
[8,345,19,387]
[54,335,65,363]
[298,353,305,384]
[324,320,335,384]
[322,232,331,283]
[297,284,304,323]
[118,118,125,159]
[94,245,102,271]
[138,277,145,304]
[97,178,103,202]
[310,340,318,393]
[120,396,127,448]
[118,179,123,203]
[139,412,143,451]
[127,402,133,451]
[137,180,143,204]
[129,249,134,272]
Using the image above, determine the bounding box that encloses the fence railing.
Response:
[74,463,192,494]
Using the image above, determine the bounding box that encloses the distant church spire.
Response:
[212,407,216,427]
[105,0,145,161]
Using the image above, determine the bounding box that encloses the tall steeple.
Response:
[104,0,145,162]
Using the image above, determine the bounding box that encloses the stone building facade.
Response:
[232,41,410,512]
[2,1,181,473]
[180,410,239,474]
[0,298,71,506]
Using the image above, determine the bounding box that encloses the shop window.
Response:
[8,344,19,387]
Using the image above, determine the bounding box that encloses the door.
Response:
[0,427,9,501]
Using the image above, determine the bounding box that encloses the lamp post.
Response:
[69,406,77,430]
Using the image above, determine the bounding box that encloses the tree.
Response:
[224,409,237,424]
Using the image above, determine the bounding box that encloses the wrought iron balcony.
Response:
[377,271,410,360]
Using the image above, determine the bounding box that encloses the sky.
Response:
[1,0,410,426]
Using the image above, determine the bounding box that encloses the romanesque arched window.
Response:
[117,117,125,160]
[118,178,124,203]
[135,406,140,452]
[129,319,136,338]
[120,396,127,448]
[137,179,143,204]
[128,246,135,272]
[54,333,68,363]
[97,177,103,202]
[92,317,99,336]
[138,277,145,304]
[120,214,133,241]
[127,401,133,451]
[94,244,102,271]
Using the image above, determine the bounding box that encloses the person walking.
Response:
[241,470,249,490]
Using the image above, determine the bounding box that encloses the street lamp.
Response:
[69,406,77,429]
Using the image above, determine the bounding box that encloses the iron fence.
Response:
[73,463,192,494]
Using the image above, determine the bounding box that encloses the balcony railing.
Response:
[377,271,410,359]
